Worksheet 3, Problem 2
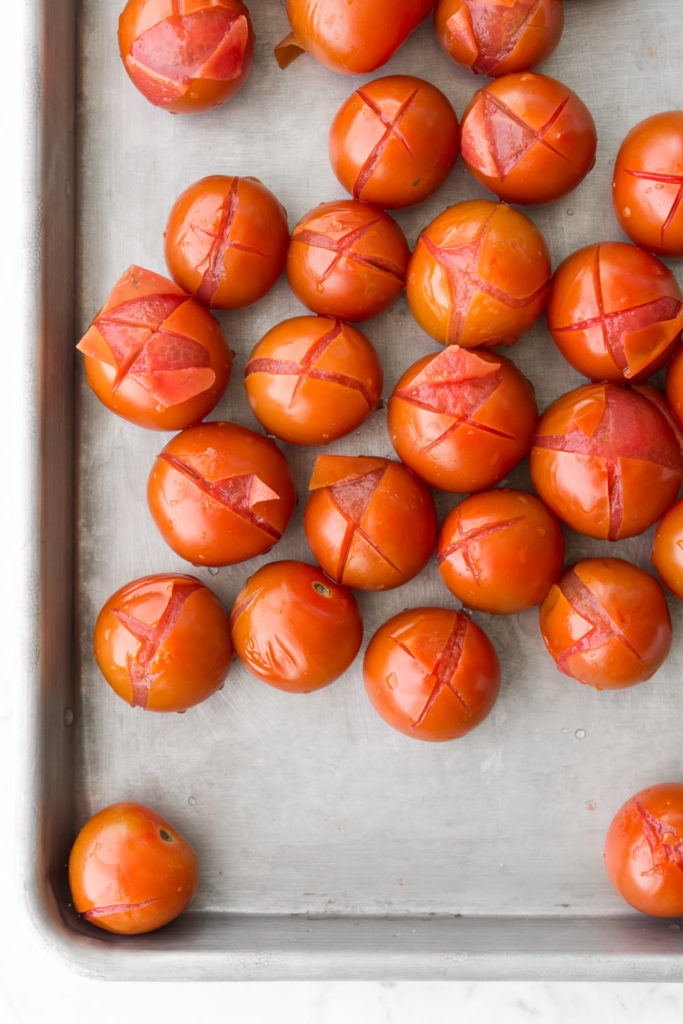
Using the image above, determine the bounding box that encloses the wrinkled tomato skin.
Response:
[77,265,231,430]
[460,72,597,205]
[147,421,296,566]
[406,200,550,348]
[604,784,683,917]
[94,573,233,712]
[230,560,363,693]
[363,606,501,742]
[547,242,683,383]
[612,111,683,258]
[69,802,199,934]
[388,346,538,493]
[244,315,383,445]
[329,75,460,210]
[630,380,683,462]
[165,175,289,310]
[539,557,672,690]
[118,0,254,114]
[435,0,564,78]
[652,498,683,598]
[437,489,565,614]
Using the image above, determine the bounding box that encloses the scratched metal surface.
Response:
[29,0,683,979]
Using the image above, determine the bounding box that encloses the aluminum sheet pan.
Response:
[22,0,683,980]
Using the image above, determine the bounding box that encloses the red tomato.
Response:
[435,0,564,78]
[76,265,231,430]
[94,573,233,712]
[547,242,683,382]
[388,345,538,493]
[244,315,382,445]
[631,380,683,463]
[328,75,460,209]
[286,199,410,322]
[665,346,683,433]
[147,421,296,566]
[118,0,254,114]
[406,199,550,348]
[230,560,363,692]
[460,73,597,204]
[652,498,683,598]
[363,606,500,742]
[164,175,289,309]
[539,557,672,690]
[274,0,433,75]
[437,489,564,614]
[612,111,683,257]
[605,784,683,917]
[69,802,199,934]
[530,382,682,541]
[304,454,437,591]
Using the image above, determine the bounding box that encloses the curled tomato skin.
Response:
[94,573,233,712]
[76,265,231,430]
[118,0,254,114]
[230,560,363,693]
[665,346,683,433]
[329,75,460,210]
[68,802,199,935]
[539,557,672,690]
[363,606,501,742]
[164,175,289,310]
[604,784,683,917]
[652,498,683,599]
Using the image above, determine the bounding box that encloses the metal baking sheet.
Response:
[22,0,683,980]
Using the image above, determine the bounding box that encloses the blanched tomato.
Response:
[652,498,683,598]
[665,346,683,433]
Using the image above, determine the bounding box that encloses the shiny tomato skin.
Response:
[244,315,383,445]
[363,606,501,742]
[460,73,597,205]
[147,421,296,566]
[94,573,233,712]
[286,200,409,322]
[406,199,550,348]
[118,0,254,114]
[388,345,538,493]
[304,454,437,591]
[76,265,231,430]
[605,784,683,917]
[547,243,683,382]
[539,557,672,690]
[665,345,683,433]
[652,498,683,598]
[164,175,289,310]
[530,382,682,541]
[437,489,565,614]
[69,802,199,934]
[329,75,460,209]
[612,111,683,257]
[435,0,564,78]
[230,560,363,693]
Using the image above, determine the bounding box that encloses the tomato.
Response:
[76,265,231,430]
[651,498,683,598]
[530,382,681,541]
[230,560,363,692]
[304,454,437,591]
[437,489,564,614]
[612,111,683,258]
[94,573,233,712]
[363,606,500,742]
[118,0,253,114]
[547,242,683,383]
[460,72,597,205]
[388,345,538,493]
[665,345,683,434]
[539,557,672,690]
[406,199,550,348]
[244,315,383,445]
[147,421,296,566]
[68,802,199,934]
[164,175,289,309]
[435,0,564,78]
[328,75,460,210]
[274,0,433,75]
[605,784,683,917]
[286,199,409,322]
[631,380,683,462]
